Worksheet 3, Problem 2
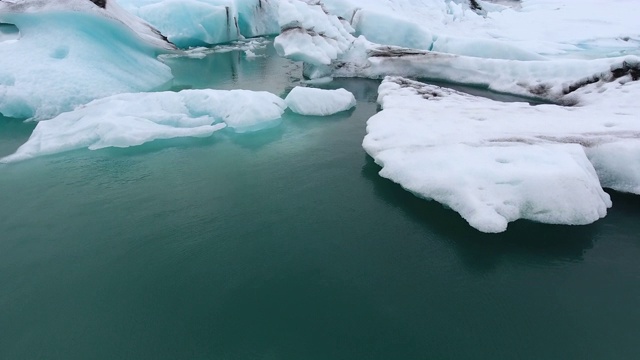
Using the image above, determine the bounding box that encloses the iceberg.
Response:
[235,0,280,39]
[0,89,286,163]
[0,0,175,120]
[119,0,280,48]
[273,0,640,83]
[285,86,356,116]
[363,76,640,232]
[320,0,640,59]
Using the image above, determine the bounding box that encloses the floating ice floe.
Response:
[0,0,175,120]
[0,89,287,163]
[363,76,640,232]
[285,86,356,116]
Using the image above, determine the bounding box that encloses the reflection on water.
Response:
[361,156,597,272]
[163,39,302,96]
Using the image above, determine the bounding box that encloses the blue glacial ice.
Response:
[0,0,175,120]
[119,0,280,48]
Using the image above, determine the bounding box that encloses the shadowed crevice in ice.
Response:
[89,0,106,9]
[362,76,640,232]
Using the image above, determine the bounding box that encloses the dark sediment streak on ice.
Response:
[89,0,106,9]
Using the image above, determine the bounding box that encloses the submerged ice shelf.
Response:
[119,0,280,47]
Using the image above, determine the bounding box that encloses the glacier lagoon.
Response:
[1,42,640,359]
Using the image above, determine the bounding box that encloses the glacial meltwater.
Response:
[1,42,639,360]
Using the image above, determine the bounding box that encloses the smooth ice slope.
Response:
[0,0,177,50]
[119,0,240,48]
[1,89,286,163]
[363,76,640,232]
[120,0,280,47]
[285,87,356,116]
[0,0,174,120]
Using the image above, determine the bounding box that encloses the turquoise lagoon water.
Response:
[1,43,639,359]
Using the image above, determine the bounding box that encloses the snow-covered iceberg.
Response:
[272,0,640,86]
[0,0,175,120]
[0,89,286,163]
[363,76,640,232]
[285,86,355,116]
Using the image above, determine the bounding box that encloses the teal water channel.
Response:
[1,42,639,360]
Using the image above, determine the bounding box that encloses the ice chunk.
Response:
[273,0,355,66]
[1,89,286,163]
[285,87,355,116]
[363,76,640,232]
[0,0,174,120]
[0,23,20,43]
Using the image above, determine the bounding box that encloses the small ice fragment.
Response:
[285,87,356,116]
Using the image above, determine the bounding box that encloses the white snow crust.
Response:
[0,89,286,163]
[285,86,356,116]
[363,76,640,232]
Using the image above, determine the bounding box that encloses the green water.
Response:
[1,43,639,360]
